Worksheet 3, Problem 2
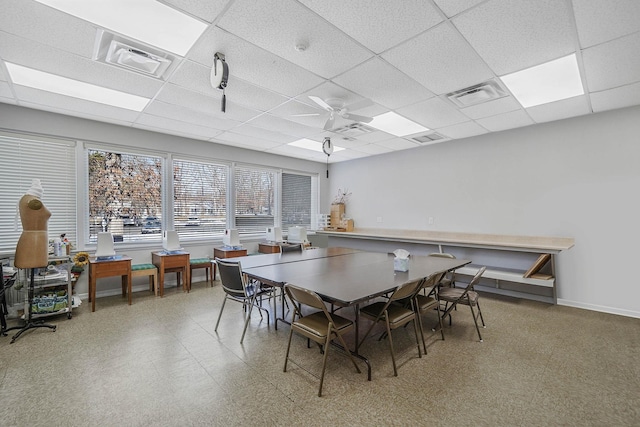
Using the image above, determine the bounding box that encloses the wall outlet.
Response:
[376,216,383,223]
[428,216,434,225]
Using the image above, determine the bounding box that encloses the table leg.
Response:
[159,265,165,297]
[91,274,96,312]
[121,275,126,297]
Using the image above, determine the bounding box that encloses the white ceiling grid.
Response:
[0,0,639,163]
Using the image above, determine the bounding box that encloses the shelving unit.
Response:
[15,256,73,321]
[317,228,574,304]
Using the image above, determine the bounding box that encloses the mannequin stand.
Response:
[5,268,56,343]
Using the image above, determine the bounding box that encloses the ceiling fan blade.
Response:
[341,112,373,123]
[309,95,333,112]
[291,113,321,117]
[323,114,336,130]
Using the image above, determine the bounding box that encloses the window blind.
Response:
[0,134,77,253]
[173,159,228,239]
[234,167,275,234]
[281,173,313,230]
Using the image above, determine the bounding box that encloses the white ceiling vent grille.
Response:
[331,122,374,137]
[446,79,507,108]
[410,133,444,144]
[92,30,176,80]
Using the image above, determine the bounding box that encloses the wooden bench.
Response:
[131,264,158,296]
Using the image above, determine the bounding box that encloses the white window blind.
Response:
[87,149,162,243]
[281,172,314,231]
[0,134,77,253]
[234,167,275,234]
[173,159,228,239]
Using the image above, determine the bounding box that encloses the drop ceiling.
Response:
[1,0,639,163]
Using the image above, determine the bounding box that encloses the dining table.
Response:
[224,247,471,380]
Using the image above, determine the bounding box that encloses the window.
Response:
[0,133,77,252]
[234,167,276,234]
[173,159,228,239]
[87,149,162,243]
[281,172,315,231]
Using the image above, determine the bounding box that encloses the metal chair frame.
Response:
[438,266,487,342]
[358,280,424,376]
[283,283,361,397]
[214,258,270,343]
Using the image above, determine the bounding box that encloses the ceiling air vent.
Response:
[410,133,444,144]
[446,79,507,108]
[331,122,374,137]
[92,29,176,80]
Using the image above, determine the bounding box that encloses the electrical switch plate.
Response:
[376,216,383,223]
[428,217,434,225]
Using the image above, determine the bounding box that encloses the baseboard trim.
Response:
[557,299,640,319]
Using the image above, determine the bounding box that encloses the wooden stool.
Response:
[190,258,214,289]
[131,264,158,296]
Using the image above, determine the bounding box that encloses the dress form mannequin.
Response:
[14,179,50,268]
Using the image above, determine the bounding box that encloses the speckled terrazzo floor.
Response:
[1,280,639,427]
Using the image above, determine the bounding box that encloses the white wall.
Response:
[329,105,640,318]
[0,104,331,297]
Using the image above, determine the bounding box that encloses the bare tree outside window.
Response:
[88,150,162,242]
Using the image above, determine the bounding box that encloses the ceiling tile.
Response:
[0,0,96,58]
[353,143,394,155]
[459,96,522,119]
[332,57,435,109]
[189,27,325,97]
[436,120,488,139]
[217,0,373,78]
[13,85,142,122]
[0,81,14,99]
[526,95,591,123]
[298,0,443,53]
[163,0,232,23]
[582,32,640,92]
[266,144,318,161]
[453,0,576,75]
[226,123,299,144]
[214,131,282,150]
[397,96,469,129]
[433,0,486,18]
[382,23,495,94]
[142,100,246,130]
[590,82,640,113]
[134,114,222,140]
[572,0,640,48]
[475,109,534,132]
[246,113,324,139]
[18,100,136,128]
[377,137,420,151]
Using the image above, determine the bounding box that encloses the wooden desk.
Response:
[88,256,132,312]
[152,251,190,297]
[213,247,247,259]
[258,242,281,254]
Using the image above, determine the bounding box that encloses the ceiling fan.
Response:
[294,96,373,130]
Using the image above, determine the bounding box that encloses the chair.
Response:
[414,272,446,351]
[279,243,304,253]
[428,252,457,287]
[131,264,158,296]
[437,266,487,342]
[189,258,214,289]
[283,283,361,397]
[358,280,424,376]
[214,258,271,343]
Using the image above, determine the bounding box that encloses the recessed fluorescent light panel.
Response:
[34,0,207,56]
[500,54,584,108]
[6,63,150,111]
[368,112,429,137]
[288,139,345,153]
